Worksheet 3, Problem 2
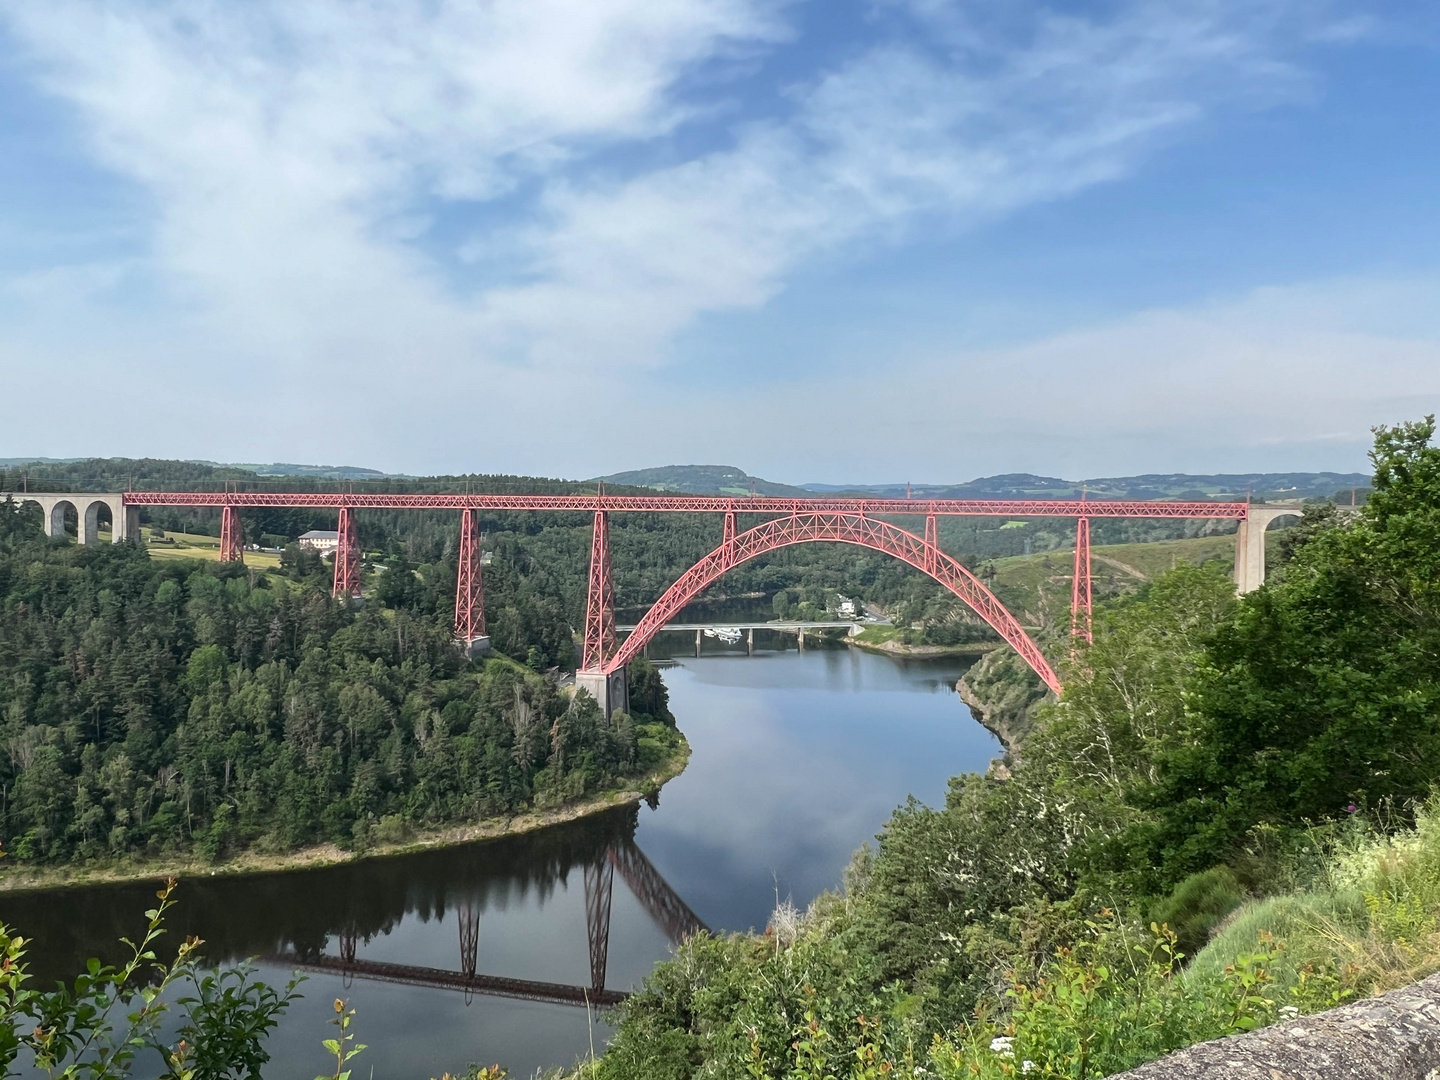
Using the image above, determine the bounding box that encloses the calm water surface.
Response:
[3,643,999,1078]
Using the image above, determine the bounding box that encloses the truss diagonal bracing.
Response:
[607,512,1062,694]
[582,511,617,671]
[122,491,1250,519]
[1071,517,1092,644]
[454,508,485,642]
[219,506,244,563]
[332,507,361,599]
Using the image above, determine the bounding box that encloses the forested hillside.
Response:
[0,499,679,867]
[579,418,1440,1080]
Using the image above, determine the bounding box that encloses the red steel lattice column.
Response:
[454,508,485,641]
[457,902,479,980]
[219,505,244,563]
[1070,516,1092,644]
[584,854,614,995]
[332,507,362,599]
[582,510,616,671]
[924,514,938,576]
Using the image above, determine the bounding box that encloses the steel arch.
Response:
[605,512,1062,694]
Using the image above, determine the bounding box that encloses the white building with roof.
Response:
[298,530,340,553]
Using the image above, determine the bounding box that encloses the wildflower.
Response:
[1022,1061,1036,1074]
[1279,1005,1300,1020]
[1346,803,1357,813]
[990,1036,1014,1058]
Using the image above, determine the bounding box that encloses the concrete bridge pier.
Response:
[11,493,139,545]
[1234,505,1307,593]
[459,635,491,660]
[576,668,628,719]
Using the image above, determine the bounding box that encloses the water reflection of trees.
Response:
[6,806,644,986]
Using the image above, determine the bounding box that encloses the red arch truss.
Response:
[605,512,1061,694]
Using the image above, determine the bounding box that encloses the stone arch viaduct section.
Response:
[8,493,140,546]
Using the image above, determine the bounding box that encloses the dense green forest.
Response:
[0,497,680,866]
[574,418,1440,1079]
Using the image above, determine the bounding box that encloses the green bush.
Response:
[1150,867,1246,957]
[0,880,299,1078]
[374,813,414,845]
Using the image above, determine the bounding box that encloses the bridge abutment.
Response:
[1234,506,1308,593]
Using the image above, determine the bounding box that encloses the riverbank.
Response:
[846,625,1001,659]
[0,736,690,895]
[955,645,1054,757]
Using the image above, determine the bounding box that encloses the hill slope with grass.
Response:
[589,464,811,496]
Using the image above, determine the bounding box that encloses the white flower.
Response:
[1279,1005,1300,1020]
[1022,1062,1036,1075]
[989,1036,1014,1058]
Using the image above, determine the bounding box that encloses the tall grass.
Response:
[924,798,1440,1079]
[1191,798,1440,1001]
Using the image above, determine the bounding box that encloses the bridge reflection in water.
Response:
[266,825,704,1010]
[2,805,701,1016]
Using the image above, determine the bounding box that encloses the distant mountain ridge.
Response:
[590,465,811,497]
[0,458,407,482]
[221,462,407,481]
[3,455,1370,502]
[595,465,1370,502]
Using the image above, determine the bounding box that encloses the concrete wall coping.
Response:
[1108,973,1440,1079]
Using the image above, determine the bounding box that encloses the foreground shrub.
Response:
[0,878,299,1079]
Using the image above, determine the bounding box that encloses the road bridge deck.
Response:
[615,620,865,633]
[114,491,1251,517]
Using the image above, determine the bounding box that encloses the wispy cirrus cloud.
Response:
[492,0,1336,368]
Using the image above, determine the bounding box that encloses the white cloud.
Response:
[638,276,1440,480]
[486,0,1337,369]
[0,0,1413,476]
[2,0,781,380]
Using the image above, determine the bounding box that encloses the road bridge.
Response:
[617,620,864,656]
[4,487,1330,710]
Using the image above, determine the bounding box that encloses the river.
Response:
[2,638,1001,1078]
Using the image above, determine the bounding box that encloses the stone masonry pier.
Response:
[4,492,140,545]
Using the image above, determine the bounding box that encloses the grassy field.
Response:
[849,623,999,656]
[986,530,1285,624]
[97,529,285,571]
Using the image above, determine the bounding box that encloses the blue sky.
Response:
[1,0,1437,483]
